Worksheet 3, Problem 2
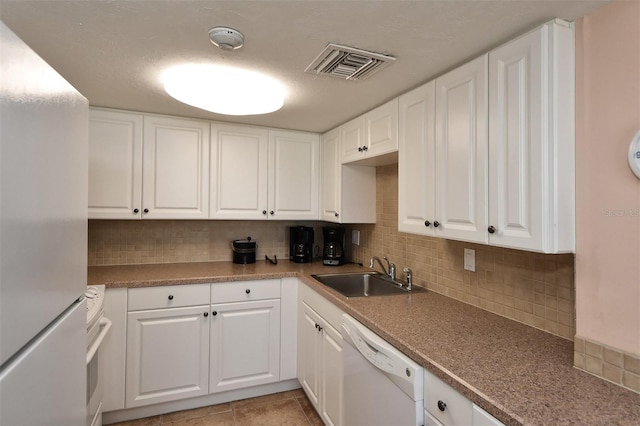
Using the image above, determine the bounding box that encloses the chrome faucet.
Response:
[369,256,396,281]
[403,267,413,291]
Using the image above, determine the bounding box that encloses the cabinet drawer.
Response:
[424,368,472,426]
[128,284,210,311]
[211,279,280,303]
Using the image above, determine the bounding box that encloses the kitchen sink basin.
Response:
[311,272,425,298]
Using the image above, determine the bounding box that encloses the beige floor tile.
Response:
[234,399,310,426]
[230,390,297,411]
[162,403,233,423]
[165,411,235,426]
[290,388,306,398]
[109,415,161,426]
[296,395,323,426]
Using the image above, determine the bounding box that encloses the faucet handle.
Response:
[403,267,413,289]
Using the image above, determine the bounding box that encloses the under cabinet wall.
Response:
[88,220,352,266]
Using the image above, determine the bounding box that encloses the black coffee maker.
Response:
[323,227,345,266]
[289,226,314,263]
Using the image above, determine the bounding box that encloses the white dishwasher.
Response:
[342,314,424,426]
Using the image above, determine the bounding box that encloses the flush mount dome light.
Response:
[162,64,286,115]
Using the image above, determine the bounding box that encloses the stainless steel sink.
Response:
[311,272,425,298]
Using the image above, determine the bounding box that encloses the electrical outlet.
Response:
[464,248,475,272]
[352,230,360,246]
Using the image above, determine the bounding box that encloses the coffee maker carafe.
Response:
[289,226,314,263]
[323,227,345,266]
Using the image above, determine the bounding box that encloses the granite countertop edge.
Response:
[88,261,640,426]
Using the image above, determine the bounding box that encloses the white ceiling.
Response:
[0,0,611,133]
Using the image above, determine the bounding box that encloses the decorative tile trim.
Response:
[574,336,640,394]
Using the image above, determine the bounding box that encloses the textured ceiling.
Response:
[0,0,611,133]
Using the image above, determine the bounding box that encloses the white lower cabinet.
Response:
[298,284,344,426]
[209,299,281,393]
[123,280,287,409]
[424,369,504,426]
[126,305,211,408]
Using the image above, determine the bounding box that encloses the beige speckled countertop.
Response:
[88,261,640,426]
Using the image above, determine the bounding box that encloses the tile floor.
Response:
[109,389,323,426]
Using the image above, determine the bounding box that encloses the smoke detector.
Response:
[208,27,244,50]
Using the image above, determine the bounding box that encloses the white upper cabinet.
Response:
[341,98,399,164]
[89,109,210,220]
[321,127,376,224]
[398,81,436,235]
[321,127,342,222]
[435,54,489,244]
[340,116,365,164]
[142,115,210,219]
[268,130,320,220]
[88,109,143,219]
[488,20,575,253]
[398,19,574,253]
[209,123,268,220]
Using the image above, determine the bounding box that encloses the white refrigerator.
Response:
[0,21,89,425]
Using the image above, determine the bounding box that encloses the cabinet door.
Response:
[210,123,268,219]
[299,302,322,409]
[268,130,319,220]
[142,115,210,219]
[398,81,436,235]
[126,305,210,407]
[365,98,398,157]
[321,127,341,223]
[435,54,489,244]
[488,26,546,251]
[88,109,143,219]
[320,321,343,426]
[209,299,281,393]
[340,116,365,164]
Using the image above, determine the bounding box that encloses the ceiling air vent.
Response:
[305,43,395,81]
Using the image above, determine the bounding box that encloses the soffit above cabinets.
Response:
[0,0,612,133]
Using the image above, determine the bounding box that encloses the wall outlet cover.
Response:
[352,230,360,246]
[464,248,476,272]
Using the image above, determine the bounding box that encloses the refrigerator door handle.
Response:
[86,317,112,365]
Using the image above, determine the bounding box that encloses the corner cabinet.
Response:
[209,126,319,220]
[298,283,344,426]
[268,130,319,220]
[88,109,210,219]
[320,127,376,224]
[341,98,399,165]
[398,19,574,253]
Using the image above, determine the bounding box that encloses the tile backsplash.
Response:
[88,220,326,266]
[88,164,575,341]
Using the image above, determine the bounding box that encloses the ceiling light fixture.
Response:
[162,64,286,116]
[208,27,244,50]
